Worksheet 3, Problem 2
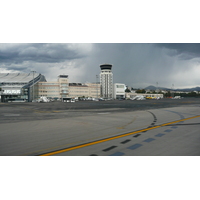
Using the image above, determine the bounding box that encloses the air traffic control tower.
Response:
[100,64,113,99]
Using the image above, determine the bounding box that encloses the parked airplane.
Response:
[137,96,146,100]
[37,97,50,102]
[131,96,146,100]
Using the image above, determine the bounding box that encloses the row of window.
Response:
[116,85,125,88]
[39,91,60,93]
[38,86,69,90]
[39,83,59,85]
[38,95,59,97]
[101,71,112,73]
[47,95,59,97]
[70,91,89,93]
[39,87,60,89]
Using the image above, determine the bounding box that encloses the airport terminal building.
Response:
[0,65,125,102]
[0,73,100,102]
[36,75,69,100]
[0,73,46,102]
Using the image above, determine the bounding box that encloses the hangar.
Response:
[0,73,46,102]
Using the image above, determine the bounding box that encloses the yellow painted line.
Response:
[39,115,200,156]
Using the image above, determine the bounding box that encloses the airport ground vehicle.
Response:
[7,98,26,102]
[62,98,75,103]
[173,96,181,99]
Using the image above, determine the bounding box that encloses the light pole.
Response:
[156,82,158,98]
[171,84,174,98]
[96,75,98,98]
[31,71,36,101]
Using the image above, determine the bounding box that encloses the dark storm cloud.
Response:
[1,43,200,88]
[10,66,28,71]
[79,43,200,88]
[0,43,87,65]
[155,43,200,59]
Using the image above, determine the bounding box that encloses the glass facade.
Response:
[0,73,46,102]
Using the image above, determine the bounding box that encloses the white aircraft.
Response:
[131,96,146,100]
[131,96,140,100]
[37,96,50,102]
[137,95,146,100]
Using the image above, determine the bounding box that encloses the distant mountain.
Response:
[178,87,200,92]
[145,85,169,90]
[145,85,156,90]
[144,85,200,92]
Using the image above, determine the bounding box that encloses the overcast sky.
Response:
[1,43,200,89]
[1,1,200,89]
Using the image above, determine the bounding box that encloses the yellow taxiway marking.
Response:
[40,115,200,156]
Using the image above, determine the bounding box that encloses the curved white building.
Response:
[0,72,46,102]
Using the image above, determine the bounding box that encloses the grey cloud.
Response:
[0,43,88,65]
[155,43,200,59]
[1,43,200,89]
[10,66,28,71]
[75,43,200,88]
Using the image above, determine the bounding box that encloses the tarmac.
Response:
[1,98,200,156]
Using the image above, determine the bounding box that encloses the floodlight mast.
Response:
[96,75,98,98]
[31,71,36,101]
